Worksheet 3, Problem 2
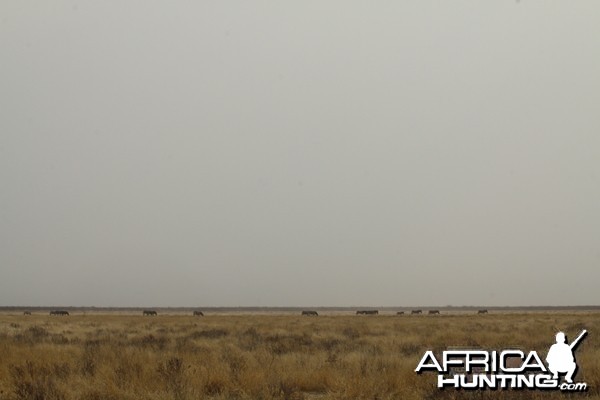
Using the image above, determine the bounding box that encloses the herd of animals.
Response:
[24,309,490,316]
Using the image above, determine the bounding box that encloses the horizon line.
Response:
[2,305,600,310]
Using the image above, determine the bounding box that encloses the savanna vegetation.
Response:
[0,312,599,399]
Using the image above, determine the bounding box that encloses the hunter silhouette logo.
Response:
[415,329,588,391]
[546,330,587,383]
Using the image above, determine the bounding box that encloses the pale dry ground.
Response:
[0,312,599,400]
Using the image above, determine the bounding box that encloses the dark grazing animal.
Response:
[428,310,440,315]
[356,310,379,315]
[23,311,31,315]
[49,310,69,316]
[193,311,204,316]
[301,310,318,316]
[396,311,405,315]
[143,310,157,316]
[411,310,422,315]
[478,309,489,314]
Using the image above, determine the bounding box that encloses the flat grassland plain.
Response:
[1,311,599,400]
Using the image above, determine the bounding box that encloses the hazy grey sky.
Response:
[1,1,599,307]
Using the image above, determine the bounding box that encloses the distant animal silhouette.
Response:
[23,311,31,315]
[193,311,204,316]
[428,310,440,315]
[143,310,157,316]
[356,310,378,315]
[478,309,488,314]
[411,310,422,315]
[49,310,69,316]
[396,311,405,315]
[301,310,318,316]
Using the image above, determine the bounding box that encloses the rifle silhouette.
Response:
[569,330,587,350]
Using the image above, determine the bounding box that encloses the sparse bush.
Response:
[79,388,121,400]
[27,326,49,339]
[189,329,229,339]
[158,357,188,400]
[50,362,71,380]
[221,346,247,379]
[14,326,49,344]
[114,354,143,389]
[80,346,97,377]
[238,327,261,351]
[131,333,169,350]
[203,373,227,396]
[318,337,340,352]
[341,327,360,340]
[10,361,64,400]
[266,334,313,355]
[50,334,69,345]
[398,342,420,356]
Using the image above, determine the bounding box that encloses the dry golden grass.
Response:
[0,312,599,399]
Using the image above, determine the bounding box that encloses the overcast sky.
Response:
[1,1,599,307]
